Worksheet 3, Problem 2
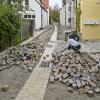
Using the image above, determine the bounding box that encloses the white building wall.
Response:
[60,6,65,26]
[60,4,71,27]
[66,3,71,27]
[22,0,49,30]
[29,0,42,29]
[47,9,49,26]
[70,1,76,29]
[42,9,48,28]
[60,0,76,29]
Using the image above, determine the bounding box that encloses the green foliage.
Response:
[0,4,21,51]
[7,0,23,4]
[76,3,81,32]
[52,10,60,22]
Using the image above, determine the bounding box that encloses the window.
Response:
[28,15,31,18]
[24,14,35,19]
[68,18,71,23]
[25,0,29,10]
[68,6,71,11]
[24,15,28,18]
[25,0,29,5]
[32,15,35,18]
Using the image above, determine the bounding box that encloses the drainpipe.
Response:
[65,2,66,27]
[69,2,71,28]
[47,11,48,26]
[76,0,77,32]
[72,0,75,30]
[41,7,43,29]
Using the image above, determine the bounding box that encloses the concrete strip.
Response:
[15,25,58,100]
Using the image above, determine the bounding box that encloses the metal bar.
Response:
[76,0,77,32]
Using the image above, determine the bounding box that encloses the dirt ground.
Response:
[44,81,100,100]
[0,25,54,100]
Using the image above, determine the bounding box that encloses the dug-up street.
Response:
[0,24,100,100]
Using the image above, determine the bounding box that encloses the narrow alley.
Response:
[0,0,100,100]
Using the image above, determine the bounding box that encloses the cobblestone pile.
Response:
[0,41,45,71]
[50,52,100,96]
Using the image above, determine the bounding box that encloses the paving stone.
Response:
[28,67,33,72]
[61,73,69,79]
[54,74,61,81]
[84,86,90,94]
[50,51,100,96]
[59,77,62,82]
[76,80,81,88]
[22,64,27,70]
[94,88,100,93]
[62,79,68,84]
[67,87,74,93]
[0,40,45,71]
[68,79,74,85]
[50,76,54,84]
[1,85,9,92]
[72,83,77,90]
[87,90,94,97]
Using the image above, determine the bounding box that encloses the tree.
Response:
[52,10,60,22]
[49,7,53,24]
[52,4,60,22]
[0,4,20,51]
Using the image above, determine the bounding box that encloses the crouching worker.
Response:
[61,37,81,53]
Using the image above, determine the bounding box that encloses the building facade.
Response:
[22,0,49,30]
[80,0,100,40]
[60,0,76,29]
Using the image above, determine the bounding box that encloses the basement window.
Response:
[24,15,35,19]
[32,15,35,18]
[24,15,27,18]
[28,15,31,18]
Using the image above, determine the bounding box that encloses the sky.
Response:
[49,0,62,8]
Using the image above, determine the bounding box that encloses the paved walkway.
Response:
[15,26,58,100]
[80,41,100,53]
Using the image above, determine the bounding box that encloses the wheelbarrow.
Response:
[65,31,80,41]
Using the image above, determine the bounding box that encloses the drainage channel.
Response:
[15,25,58,100]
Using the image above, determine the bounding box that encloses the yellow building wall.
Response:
[81,0,100,40]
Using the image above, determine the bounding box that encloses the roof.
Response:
[35,0,48,12]
[40,0,49,9]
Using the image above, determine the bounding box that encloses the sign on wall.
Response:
[84,20,100,25]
